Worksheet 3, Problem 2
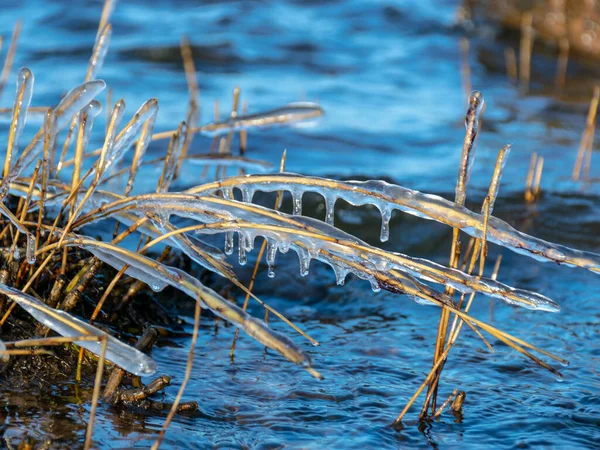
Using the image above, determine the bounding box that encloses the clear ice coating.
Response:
[266,239,277,278]
[158,121,186,192]
[93,99,159,185]
[6,79,106,183]
[0,203,36,264]
[6,68,34,172]
[86,23,111,82]
[187,173,600,274]
[125,106,158,195]
[0,282,157,376]
[487,144,511,215]
[78,100,103,155]
[38,187,233,277]
[62,237,314,369]
[455,90,484,207]
[185,154,273,173]
[0,68,34,200]
[196,102,324,137]
[81,193,561,311]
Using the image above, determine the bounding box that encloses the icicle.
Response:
[244,231,255,252]
[222,187,233,200]
[369,278,381,293]
[224,231,234,255]
[240,186,254,203]
[266,239,277,278]
[292,190,302,215]
[13,247,20,260]
[26,234,36,264]
[296,247,311,277]
[238,236,247,266]
[324,194,335,225]
[380,206,391,242]
[333,265,348,286]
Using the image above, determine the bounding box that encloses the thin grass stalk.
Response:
[555,37,569,90]
[429,90,483,412]
[151,301,201,450]
[519,12,533,92]
[0,20,21,101]
[84,336,108,450]
[573,86,599,180]
[504,47,517,84]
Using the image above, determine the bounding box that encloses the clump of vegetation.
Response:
[1,0,598,448]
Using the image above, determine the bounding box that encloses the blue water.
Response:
[1,0,600,448]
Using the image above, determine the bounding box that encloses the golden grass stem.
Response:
[519,12,534,92]
[84,336,108,450]
[460,37,471,100]
[555,37,569,90]
[0,21,21,101]
[573,86,599,180]
[152,302,201,450]
[504,47,517,84]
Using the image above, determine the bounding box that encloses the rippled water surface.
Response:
[1,0,600,448]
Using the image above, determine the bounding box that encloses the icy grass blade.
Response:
[33,187,232,273]
[183,154,273,172]
[100,99,159,182]
[95,99,126,182]
[2,68,34,184]
[100,154,273,189]
[194,102,324,137]
[73,193,560,312]
[455,91,484,207]
[0,203,36,264]
[0,283,157,376]
[85,23,112,82]
[6,80,106,181]
[157,122,186,193]
[189,217,560,312]
[62,237,317,373]
[125,106,158,195]
[188,173,600,273]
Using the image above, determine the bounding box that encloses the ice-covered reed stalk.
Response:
[71,192,560,312]
[0,283,156,376]
[50,236,322,378]
[187,173,600,272]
